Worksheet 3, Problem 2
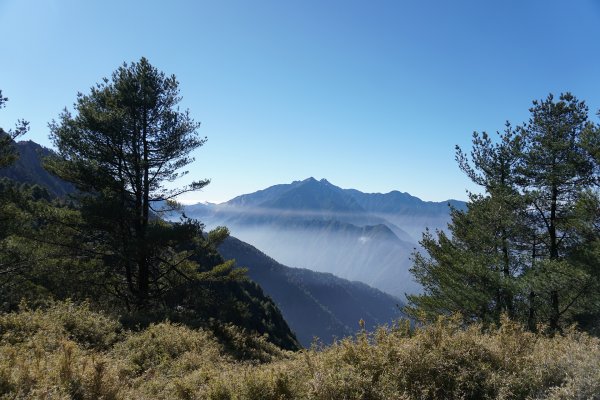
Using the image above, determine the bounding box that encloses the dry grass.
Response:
[1,303,599,399]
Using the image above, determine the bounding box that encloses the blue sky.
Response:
[2,0,600,203]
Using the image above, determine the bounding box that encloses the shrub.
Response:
[211,322,290,363]
[3,304,600,399]
[112,322,222,375]
[0,300,121,350]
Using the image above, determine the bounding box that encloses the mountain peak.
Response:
[299,177,332,186]
[260,177,365,213]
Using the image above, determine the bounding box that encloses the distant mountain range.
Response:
[183,177,465,298]
[1,139,408,346]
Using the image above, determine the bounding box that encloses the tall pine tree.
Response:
[47,58,214,310]
[407,125,526,324]
[408,94,600,332]
[517,93,597,331]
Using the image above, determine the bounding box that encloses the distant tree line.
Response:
[408,93,600,334]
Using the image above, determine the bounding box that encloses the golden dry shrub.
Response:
[2,304,600,399]
[0,301,123,399]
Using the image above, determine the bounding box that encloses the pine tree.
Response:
[0,91,31,307]
[407,125,526,324]
[408,94,600,333]
[47,58,213,309]
[517,93,598,331]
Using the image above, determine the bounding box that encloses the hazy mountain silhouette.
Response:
[344,188,466,240]
[185,177,465,298]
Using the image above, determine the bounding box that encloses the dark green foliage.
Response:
[518,94,598,331]
[408,93,600,333]
[0,90,29,168]
[408,124,527,324]
[0,178,55,310]
[0,177,117,312]
[47,57,210,310]
[0,92,34,308]
[122,243,301,351]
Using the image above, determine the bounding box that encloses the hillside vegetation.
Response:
[2,301,599,400]
[0,62,300,352]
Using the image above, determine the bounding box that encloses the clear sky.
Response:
[2,1,600,203]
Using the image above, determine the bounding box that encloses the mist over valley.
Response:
[182,177,465,298]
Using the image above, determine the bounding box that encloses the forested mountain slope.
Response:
[219,236,403,346]
[0,140,74,197]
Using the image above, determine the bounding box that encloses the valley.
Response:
[182,177,464,298]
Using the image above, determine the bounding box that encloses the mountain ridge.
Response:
[183,178,464,297]
[220,177,463,210]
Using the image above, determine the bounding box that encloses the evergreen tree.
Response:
[408,94,600,333]
[407,125,526,324]
[517,93,598,331]
[0,90,29,168]
[47,58,216,310]
[0,91,31,307]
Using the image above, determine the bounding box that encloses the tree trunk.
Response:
[528,290,536,332]
[137,108,151,309]
[549,183,560,332]
[528,237,537,332]
[117,153,136,301]
[501,228,513,317]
